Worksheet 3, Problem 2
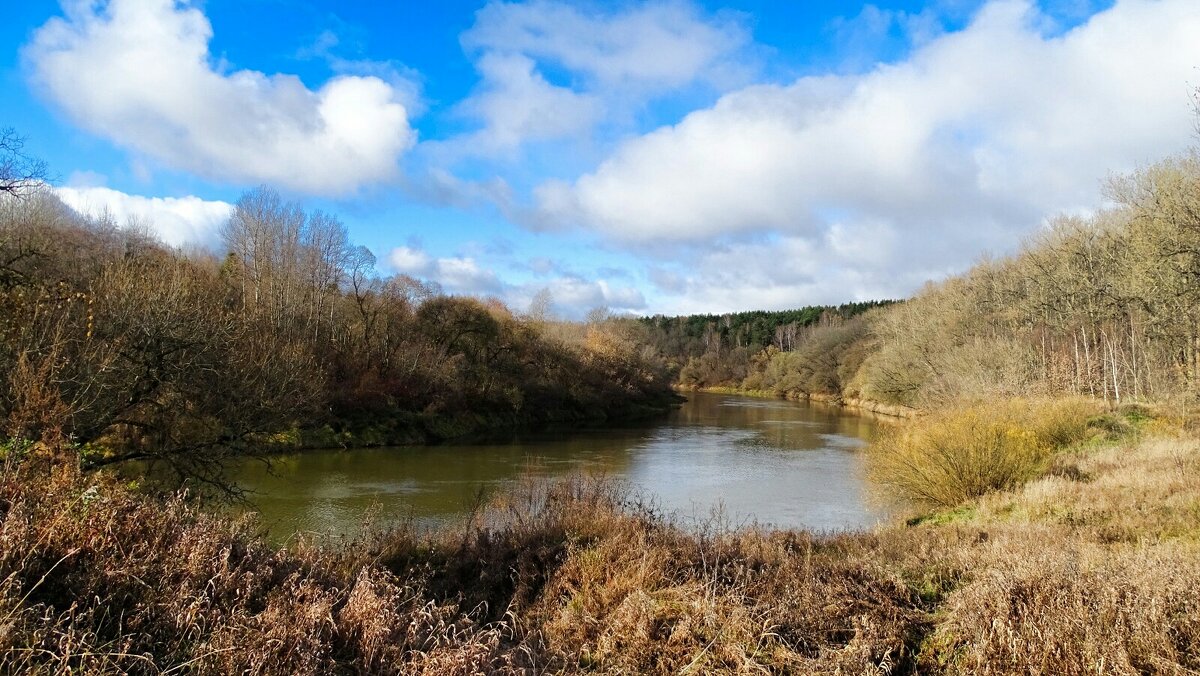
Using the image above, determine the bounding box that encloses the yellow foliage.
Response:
[869,398,1100,507]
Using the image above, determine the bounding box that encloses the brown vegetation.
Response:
[0,184,676,486]
[3,123,1200,674]
[1,418,1198,674]
[868,397,1100,506]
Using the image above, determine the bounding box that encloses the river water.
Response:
[230,392,887,540]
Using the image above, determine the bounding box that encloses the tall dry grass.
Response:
[868,398,1101,507]
[905,419,1200,673]
[920,537,1200,674]
[0,462,529,675]
[971,430,1200,542]
[0,464,940,673]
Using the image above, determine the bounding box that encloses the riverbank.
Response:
[292,393,685,450]
[687,385,919,419]
[4,400,1197,674]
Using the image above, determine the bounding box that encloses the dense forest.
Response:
[636,302,894,389]
[637,302,894,354]
[0,181,677,487]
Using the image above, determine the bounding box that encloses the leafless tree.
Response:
[0,129,49,198]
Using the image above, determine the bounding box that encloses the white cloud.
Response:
[437,257,504,294]
[536,0,1200,307]
[25,0,416,194]
[387,246,502,296]
[386,244,643,317]
[447,0,751,155]
[513,277,647,318]
[643,230,924,316]
[55,185,233,248]
[299,28,426,116]
[387,245,432,272]
[461,0,750,89]
[455,53,601,153]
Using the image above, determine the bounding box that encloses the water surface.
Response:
[230,392,885,540]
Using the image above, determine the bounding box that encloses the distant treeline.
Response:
[0,186,676,486]
[635,302,896,389]
[679,151,1200,409]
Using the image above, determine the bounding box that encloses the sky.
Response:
[3,0,1199,319]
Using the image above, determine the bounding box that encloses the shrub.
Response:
[869,398,1100,507]
[1027,397,1104,447]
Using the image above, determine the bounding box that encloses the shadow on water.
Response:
[229,392,887,541]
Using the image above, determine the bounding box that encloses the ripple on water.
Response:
[231,392,889,541]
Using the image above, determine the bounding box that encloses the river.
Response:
[230,392,887,541]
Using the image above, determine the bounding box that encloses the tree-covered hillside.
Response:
[0,184,678,486]
[638,302,894,355]
[635,302,896,388]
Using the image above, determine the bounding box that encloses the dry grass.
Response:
[868,398,1101,507]
[921,538,1200,674]
[972,431,1200,543]
[1,405,1198,674]
[0,463,528,674]
[0,466,936,673]
[907,418,1200,674]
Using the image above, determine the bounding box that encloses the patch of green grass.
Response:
[906,505,979,527]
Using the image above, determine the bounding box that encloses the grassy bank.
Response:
[687,385,918,419]
[3,400,1198,674]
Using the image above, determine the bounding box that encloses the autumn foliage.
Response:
[0,187,676,483]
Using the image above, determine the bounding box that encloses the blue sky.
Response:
[3,0,1198,317]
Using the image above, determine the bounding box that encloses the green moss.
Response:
[916,630,971,672]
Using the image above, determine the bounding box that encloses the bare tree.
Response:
[526,288,553,324]
[0,129,49,198]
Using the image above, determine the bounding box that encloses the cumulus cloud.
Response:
[55,185,233,248]
[536,0,1200,306]
[512,277,647,318]
[387,246,503,296]
[455,53,601,153]
[643,230,919,316]
[447,0,751,155]
[461,0,750,90]
[386,244,643,318]
[25,0,416,194]
[298,28,425,116]
[388,245,432,272]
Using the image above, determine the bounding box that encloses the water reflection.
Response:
[230,392,886,540]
